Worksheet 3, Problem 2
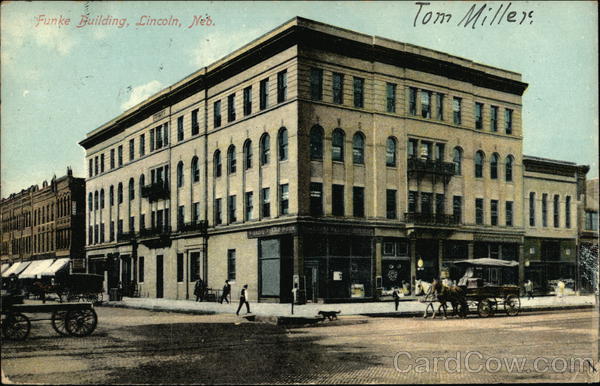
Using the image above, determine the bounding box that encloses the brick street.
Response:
[1,307,598,384]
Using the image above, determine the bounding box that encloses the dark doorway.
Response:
[304,263,319,303]
[416,240,439,282]
[156,255,164,298]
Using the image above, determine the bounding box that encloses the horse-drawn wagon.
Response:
[1,294,98,340]
[31,273,104,303]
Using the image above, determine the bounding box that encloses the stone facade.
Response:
[78,17,592,302]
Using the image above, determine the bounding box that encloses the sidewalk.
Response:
[105,294,596,318]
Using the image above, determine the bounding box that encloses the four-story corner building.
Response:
[80,17,533,302]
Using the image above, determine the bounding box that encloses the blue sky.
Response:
[1,1,598,196]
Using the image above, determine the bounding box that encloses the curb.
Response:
[361,304,595,318]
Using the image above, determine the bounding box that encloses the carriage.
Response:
[454,258,521,317]
[30,273,105,303]
[1,293,98,340]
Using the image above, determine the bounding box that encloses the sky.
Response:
[1,1,598,197]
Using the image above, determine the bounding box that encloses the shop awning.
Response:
[1,263,11,274]
[2,261,32,277]
[454,258,519,267]
[41,258,71,276]
[19,259,55,279]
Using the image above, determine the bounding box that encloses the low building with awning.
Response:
[1,261,32,278]
[41,258,71,277]
[19,259,55,280]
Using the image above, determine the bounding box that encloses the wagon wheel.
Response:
[65,308,98,337]
[504,295,521,316]
[477,299,494,317]
[2,312,31,340]
[51,310,69,336]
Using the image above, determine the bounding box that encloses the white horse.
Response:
[415,280,438,318]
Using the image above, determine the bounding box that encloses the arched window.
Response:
[88,192,93,211]
[453,147,463,176]
[129,178,135,201]
[505,155,514,182]
[490,153,499,179]
[309,125,323,160]
[332,129,345,162]
[100,189,105,209]
[278,127,288,161]
[243,140,252,170]
[475,151,485,178]
[117,183,123,204]
[94,191,98,210]
[177,161,184,187]
[191,156,200,182]
[260,134,270,165]
[139,174,145,192]
[109,185,114,206]
[227,145,236,174]
[212,151,221,177]
[353,132,365,164]
[386,137,397,167]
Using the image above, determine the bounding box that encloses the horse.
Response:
[432,279,468,319]
[415,280,442,318]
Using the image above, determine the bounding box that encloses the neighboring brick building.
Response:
[78,17,593,302]
[1,168,86,273]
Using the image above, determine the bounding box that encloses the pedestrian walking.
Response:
[220,279,231,304]
[236,284,251,315]
[392,287,400,311]
[525,279,534,299]
[194,278,205,302]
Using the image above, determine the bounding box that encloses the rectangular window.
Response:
[280,184,289,215]
[310,68,323,101]
[191,109,199,135]
[421,90,431,118]
[490,105,498,132]
[109,221,114,241]
[585,212,599,231]
[553,195,560,228]
[353,186,365,217]
[505,109,513,134]
[332,72,344,104]
[529,192,536,226]
[177,253,184,282]
[214,198,222,225]
[245,192,253,221]
[189,252,200,282]
[402,192,415,216]
[156,125,163,149]
[332,184,345,216]
[227,249,236,281]
[435,143,445,161]
[453,97,462,125]
[435,194,445,217]
[118,146,123,166]
[139,256,144,283]
[94,156,98,175]
[436,93,444,120]
[542,193,548,227]
[129,216,135,233]
[310,182,323,216]
[353,77,364,108]
[386,83,396,113]
[421,192,433,215]
[140,214,145,230]
[177,205,185,228]
[243,86,252,116]
[475,102,483,129]
[261,188,270,218]
[110,149,115,169]
[88,158,93,177]
[139,134,145,156]
[150,129,155,151]
[506,201,513,227]
[193,202,200,223]
[453,196,462,223]
[129,139,135,161]
[277,70,287,103]
[100,223,105,243]
[409,87,417,115]
[214,100,222,128]
[163,122,168,146]
[177,116,184,141]
[565,196,571,228]
[100,154,105,173]
[386,189,397,219]
[476,198,484,225]
[227,93,236,122]
[408,139,418,158]
[491,200,498,226]
[228,195,237,223]
[259,78,268,110]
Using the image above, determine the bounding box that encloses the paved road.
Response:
[2,307,598,384]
